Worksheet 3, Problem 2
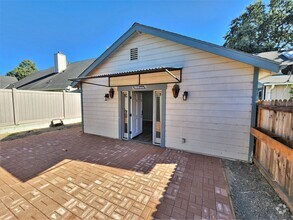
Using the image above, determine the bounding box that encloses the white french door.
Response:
[120,88,165,147]
[131,91,143,138]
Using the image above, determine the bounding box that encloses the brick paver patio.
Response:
[0,127,234,219]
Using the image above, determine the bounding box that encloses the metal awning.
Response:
[69,67,182,87]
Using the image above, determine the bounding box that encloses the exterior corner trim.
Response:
[248,67,259,162]
[80,83,85,133]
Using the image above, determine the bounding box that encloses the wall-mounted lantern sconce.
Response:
[172,84,180,98]
[104,93,109,101]
[183,91,188,101]
[109,88,114,99]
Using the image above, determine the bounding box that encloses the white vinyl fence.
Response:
[0,89,81,127]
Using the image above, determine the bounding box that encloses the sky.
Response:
[0,0,264,76]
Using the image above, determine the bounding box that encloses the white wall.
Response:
[82,32,254,161]
[82,78,119,138]
[264,85,292,100]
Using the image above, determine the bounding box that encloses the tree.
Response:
[6,60,38,80]
[224,0,293,53]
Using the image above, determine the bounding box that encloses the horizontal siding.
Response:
[166,126,249,142]
[166,103,252,112]
[83,84,118,139]
[166,109,251,119]
[166,115,251,126]
[166,138,249,161]
[92,33,250,75]
[83,32,254,161]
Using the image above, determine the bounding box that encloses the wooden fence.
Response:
[251,100,293,212]
[0,89,81,127]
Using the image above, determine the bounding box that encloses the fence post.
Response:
[11,88,19,125]
[63,90,66,119]
[255,101,262,160]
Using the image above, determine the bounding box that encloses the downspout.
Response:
[262,86,266,100]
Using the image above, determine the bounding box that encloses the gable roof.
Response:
[257,50,293,67]
[9,58,95,91]
[257,50,293,75]
[73,23,281,86]
[0,76,18,89]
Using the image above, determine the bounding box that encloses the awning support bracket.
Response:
[165,69,180,82]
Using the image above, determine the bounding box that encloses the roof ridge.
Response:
[134,23,280,65]
[72,23,282,86]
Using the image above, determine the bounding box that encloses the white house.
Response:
[260,74,292,100]
[257,50,293,100]
[71,23,286,162]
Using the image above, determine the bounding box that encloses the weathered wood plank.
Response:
[254,158,293,213]
[251,128,293,161]
[253,99,293,213]
[258,105,293,113]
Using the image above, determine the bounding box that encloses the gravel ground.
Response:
[223,159,292,220]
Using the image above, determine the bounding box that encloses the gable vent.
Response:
[130,48,138,60]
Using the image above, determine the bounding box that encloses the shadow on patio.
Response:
[0,127,234,219]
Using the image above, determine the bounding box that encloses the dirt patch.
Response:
[0,123,81,141]
[223,159,293,220]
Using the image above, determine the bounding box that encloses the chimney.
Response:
[54,51,67,73]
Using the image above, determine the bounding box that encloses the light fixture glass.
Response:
[183,91,188,101]
[104,93,109,101]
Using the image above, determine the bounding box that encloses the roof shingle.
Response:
[0,76,18,89]
[9,58,95,91]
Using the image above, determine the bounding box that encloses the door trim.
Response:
[118,84,167,92]
[118,84,166,147]
[153,90,162,145]
[119,91,131,140]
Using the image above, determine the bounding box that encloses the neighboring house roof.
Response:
[257,50,293,74]
[9,58,95,91]
[73,23,281,86]
[259,74,293,86]
[0,76,18,89]
[257,50,293,67]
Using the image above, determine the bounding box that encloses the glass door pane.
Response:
[153,90,162,145]
[122,91,129,139]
